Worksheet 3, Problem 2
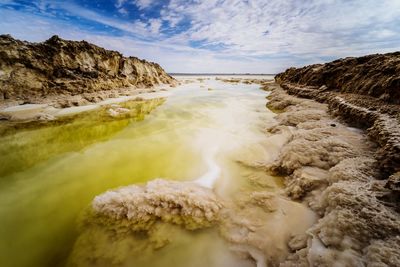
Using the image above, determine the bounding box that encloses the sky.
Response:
[0,0,400,73]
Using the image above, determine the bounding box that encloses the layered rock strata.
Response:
[0,35,176,107]
[275,52,400,104]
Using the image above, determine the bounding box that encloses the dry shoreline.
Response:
[273,52,400,265]
[0,84,173,122]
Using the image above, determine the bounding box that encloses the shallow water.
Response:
[0,76,295,267]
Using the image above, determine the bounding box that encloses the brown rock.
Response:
[0,34,176,105]
[275,52,400,104]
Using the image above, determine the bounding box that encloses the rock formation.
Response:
[275,52,400,104]
[0,35,176,107]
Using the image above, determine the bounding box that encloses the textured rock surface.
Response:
[267,87,400,267]
[275,52,400,104]
[0,35,176,107]
[275,53,400,176]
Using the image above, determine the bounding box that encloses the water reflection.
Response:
[0,98,165,177]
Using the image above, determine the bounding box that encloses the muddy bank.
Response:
[266,85,400,266]
[0,35,176,108]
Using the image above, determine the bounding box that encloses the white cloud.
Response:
[148,18,162,34]
[1,0,400,73]
[115,0,126,8]
[134,0,154,10]
[36,1,164,39]
[158,0,400,58]
[116,0,155,10]
[117,7,128,15]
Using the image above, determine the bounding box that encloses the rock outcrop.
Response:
[0,34,176,107]
[275,52,400,104]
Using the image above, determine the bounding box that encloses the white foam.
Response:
[2,104,48,112]
[195,146,221,188]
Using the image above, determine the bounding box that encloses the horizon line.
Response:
[169,73,277,75]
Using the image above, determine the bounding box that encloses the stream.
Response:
[0,76,314,267]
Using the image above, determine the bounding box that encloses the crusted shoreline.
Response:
[265,85,400,266]
[275,52,400,176]
[273,83,400,177]
[269,53,400,266]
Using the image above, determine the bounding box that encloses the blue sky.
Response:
[1,0,400,73]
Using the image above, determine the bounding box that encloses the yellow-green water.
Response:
[0,77,279,267]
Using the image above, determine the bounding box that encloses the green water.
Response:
[0,77,276,267]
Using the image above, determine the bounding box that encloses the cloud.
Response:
[1,0,400,73]
[159,0,400,58]
[134,0,154,10]
[148,18,162,34]
[115,0,155,10]
[115,0,126,8]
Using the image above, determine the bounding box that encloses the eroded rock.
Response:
[0,34,176,107]
[275,52,400,104]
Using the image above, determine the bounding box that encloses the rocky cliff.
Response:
[275,52,400,176]
[0,35,176,107]
[276,52,400,104]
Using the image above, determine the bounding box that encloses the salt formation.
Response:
[268,89,369,176]
[267,87,400,266]
[91,179,222,230]
[220,190,316,267]
[67,179,223,267]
